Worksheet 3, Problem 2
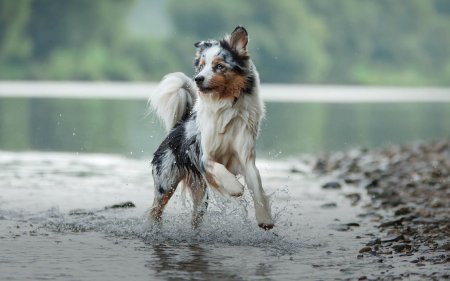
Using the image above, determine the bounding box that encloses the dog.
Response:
[149,26,273,230]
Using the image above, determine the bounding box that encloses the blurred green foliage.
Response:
[1,0,450,85]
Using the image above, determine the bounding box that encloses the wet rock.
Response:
[439,242,450,251]
[430,198,444,208]
[380,235,403,243]
[322,181,341,189]
[392,244,412,253]
[344,175,361,184]
[329,224,350,231]
[366,238,381,246]
[329,223,359,232]
[394,206,413,216]
[345,193,361,205]
[365,179,379,189]
[359,246,372,253]
[105,201,136,209]
[379,217,404,228]
[320,202,337,209]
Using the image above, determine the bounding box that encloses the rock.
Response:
[322,181,341,189]
[105,201,136,209]
[365,179,379,189]
[439,242,450,251]
[394,206,413,216]
[330,223,359,231]
[359,246,372,253]
[392,244,412,253]
[345,193,361,205]
[320,202,337,209]
[380,235,403,243]
[379,217,404,228]
[329,224,350,231]
[366,238,381,246]
[430,198,444,208]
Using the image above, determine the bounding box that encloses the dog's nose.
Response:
[194,76,204,83]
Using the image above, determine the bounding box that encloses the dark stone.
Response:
[365,179,379,189]
[394,207,414,216]
[322,181,342,189]
[106,201,136,209]
[392,244,412,253]
[359,246,372,253]
[380,235,403,243]
[379,217,404,228]
[366,238,381,246]
[320,202,337,209]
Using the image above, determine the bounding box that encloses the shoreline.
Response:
[307,139,450,279]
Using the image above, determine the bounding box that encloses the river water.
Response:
[1,151,444,280]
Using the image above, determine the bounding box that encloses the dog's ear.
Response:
[194,41,212,49]
[229,26,248,55]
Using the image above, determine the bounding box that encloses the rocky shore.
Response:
[311,139,450,279]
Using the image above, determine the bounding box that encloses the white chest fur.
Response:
[194,93,264,170]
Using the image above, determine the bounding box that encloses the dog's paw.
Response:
[258,223,274,230]
[221,177,244,197]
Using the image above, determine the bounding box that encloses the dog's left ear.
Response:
[194,41,212,49]
[229,26,248,55]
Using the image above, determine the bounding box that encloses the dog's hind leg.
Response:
[187,178,208,229]
[150,165,183,224]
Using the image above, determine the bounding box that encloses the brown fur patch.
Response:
[208,56,246,100]
[150,188,175,222]
[204,161,220,188]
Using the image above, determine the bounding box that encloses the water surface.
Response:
[0,151,443,280]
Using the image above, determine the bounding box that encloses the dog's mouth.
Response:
[197,84,216,93]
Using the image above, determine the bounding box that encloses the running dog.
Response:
[149,26,273,230]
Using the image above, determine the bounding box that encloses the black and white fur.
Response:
[149,26,273,230]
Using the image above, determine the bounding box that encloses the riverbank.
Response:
[309,139,450,279]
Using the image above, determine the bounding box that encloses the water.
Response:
[2,151,446,280]
[0,98,449,157]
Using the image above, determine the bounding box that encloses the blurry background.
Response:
[0,0,450,158]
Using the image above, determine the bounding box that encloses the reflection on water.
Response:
[0,97,449,157]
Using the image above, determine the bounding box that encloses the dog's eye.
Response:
[215,64,225,71]
[198,64,204,71]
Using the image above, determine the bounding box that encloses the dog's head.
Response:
[193,26,255,99]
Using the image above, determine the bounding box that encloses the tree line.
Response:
[1,0,449,85]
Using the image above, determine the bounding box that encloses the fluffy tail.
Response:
[149,72,197,131]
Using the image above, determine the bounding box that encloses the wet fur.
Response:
[149,26,273,230]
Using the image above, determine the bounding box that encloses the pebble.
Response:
[359,246,372,253]
[320,202,337,209]
[106,201,136,209]
[392,244,412,253]
[322,181,342,189]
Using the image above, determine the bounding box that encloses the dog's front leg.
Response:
[204,160,244,197]
[244,160,274,230]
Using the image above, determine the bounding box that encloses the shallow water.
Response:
[0,152,444,280]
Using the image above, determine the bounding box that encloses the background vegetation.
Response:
[1,0,450,85]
